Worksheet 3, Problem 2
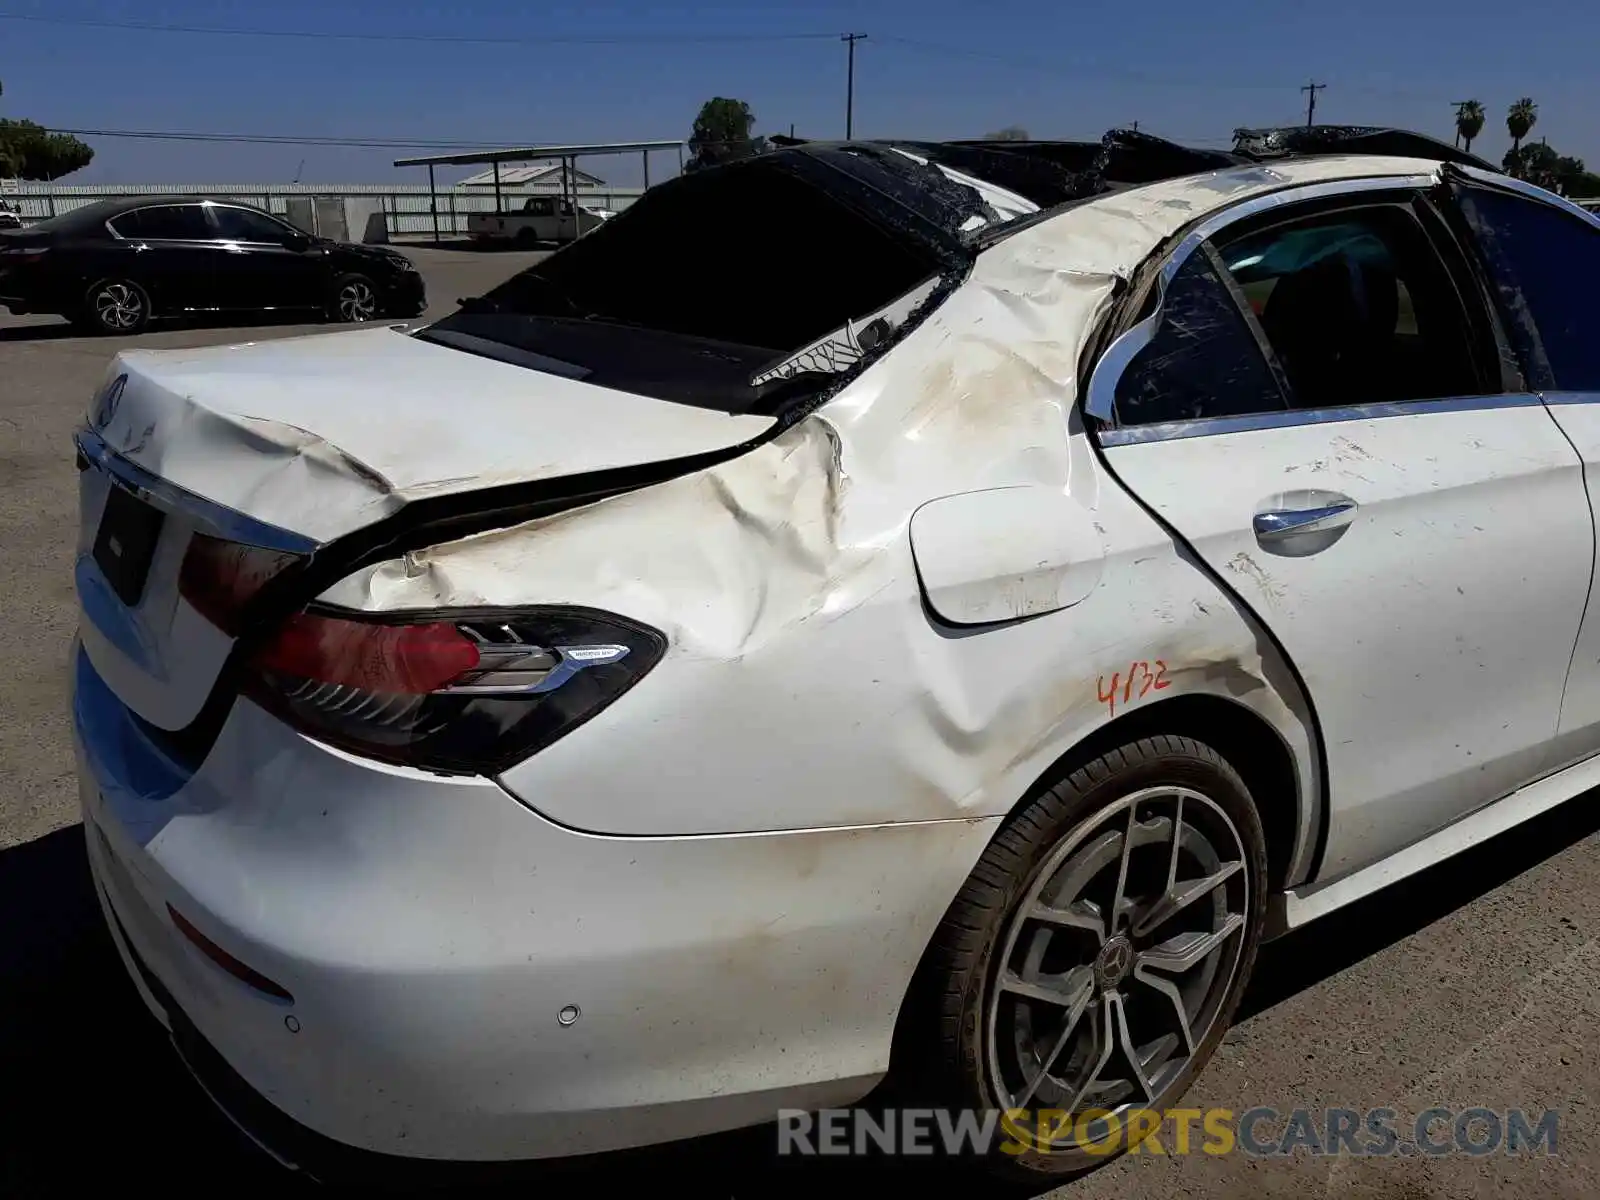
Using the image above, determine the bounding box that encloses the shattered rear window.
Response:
[419,154,974,416]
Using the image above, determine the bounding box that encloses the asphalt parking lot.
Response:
[3,245,1600,1197]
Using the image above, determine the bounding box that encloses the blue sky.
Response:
[1,0,1595,185]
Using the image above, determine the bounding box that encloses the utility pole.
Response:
[1301,79,1325,128]
[842,32,867,139]
[1131,120,1139,132]
[1451,101,1470,147]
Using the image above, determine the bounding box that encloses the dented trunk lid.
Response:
[76,324,776,732]
[92,325,777,542]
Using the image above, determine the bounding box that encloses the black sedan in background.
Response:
[0,197,425,333]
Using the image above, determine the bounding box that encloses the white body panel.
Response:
[76,665,998,1159]
[93,326,773,543]
[1536,397,1600,740]
[1103,405,1594,877]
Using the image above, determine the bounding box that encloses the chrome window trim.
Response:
[1083,172,1440,425]
[1098,391,1544,447]
[206,202,304,247]
[102,201,214,245]
[1451,164,1600,232]
[75,426,320,554]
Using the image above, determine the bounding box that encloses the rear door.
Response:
[1446,172,1600,747]
[108,204,222,312]
[205,204,325,312]
[1091,178,1594,880]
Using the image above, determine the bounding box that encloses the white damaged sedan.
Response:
[71,127,1600,1182]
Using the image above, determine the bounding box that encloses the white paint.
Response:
[78,697,999,1160]
[1533,398,1600,743]
[909,485,1106,623]
[1104,406,1594,878]
[1274,748,1600,933]
[95,325,775,542]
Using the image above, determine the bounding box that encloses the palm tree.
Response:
[1454,100,1486,152]
[1507,97,1538,154]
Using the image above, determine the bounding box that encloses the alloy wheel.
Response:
[94,283,145,331]
[338,280,377,321]
[985,785,1249,1145]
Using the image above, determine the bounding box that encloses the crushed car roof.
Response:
[770,125,1495,220]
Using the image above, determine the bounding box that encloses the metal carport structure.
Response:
[394,140,685,242]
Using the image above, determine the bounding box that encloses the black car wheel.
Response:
[82,279,151,335]
[332,274,379,322]
[912,735,1267,1182]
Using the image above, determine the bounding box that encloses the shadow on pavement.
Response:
[5,788,1599,1195]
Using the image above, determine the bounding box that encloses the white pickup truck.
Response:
[467,196,612,246]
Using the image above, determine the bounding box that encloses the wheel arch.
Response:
[1002,692,1306,895]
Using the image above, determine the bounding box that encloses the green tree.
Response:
[1453,100,1485,153]
[1505,97,1538,164]
[984,126,1030,141]
[0,79,94,180]
[686,97,767,172]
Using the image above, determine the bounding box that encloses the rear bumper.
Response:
[73,641,992,1164]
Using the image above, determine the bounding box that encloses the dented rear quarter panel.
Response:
[315,161,1355,867]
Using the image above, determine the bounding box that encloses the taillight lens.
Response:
[179,534,302,635]
[243,606,666,774]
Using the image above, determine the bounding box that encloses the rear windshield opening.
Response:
[420,157,951,416]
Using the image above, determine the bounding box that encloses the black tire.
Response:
[514,226,538,248]
[915,735,1268,1183]
[330,273,380,323]
[81,279,151,335]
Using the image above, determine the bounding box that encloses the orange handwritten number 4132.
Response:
[1097,660,1170,718]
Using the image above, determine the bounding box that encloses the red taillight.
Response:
[253,612,480,693]
[178,534,300,635]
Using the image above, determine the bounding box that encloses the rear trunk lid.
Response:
[76,325,776,731]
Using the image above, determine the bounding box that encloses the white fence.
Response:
[0,181,648,239]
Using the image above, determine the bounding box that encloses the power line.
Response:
[0,11,840,45]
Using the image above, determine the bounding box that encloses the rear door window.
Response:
[117,205,212,241]
[1216,206,1484,409]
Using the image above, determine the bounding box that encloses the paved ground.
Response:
[3,247,1599,1196]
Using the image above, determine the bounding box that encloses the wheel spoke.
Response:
[1110,993,1155,1102]
[1131,964,1197,1053]
[1063,995,1117,1113]
[1030,897,1106,944]
[1132,860,1244,938]
[998,964,1094,1010]
[1013,967,1095,1110]
[1110,804,1137,933]
[1136,913,1244,975]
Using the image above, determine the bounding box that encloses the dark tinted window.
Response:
[211,205,295,243]
[1112,251,1286,426]
[116,205,211,240]
[1455,186,1600,392]
[1218,206,1483,409]
[471,158,939,351]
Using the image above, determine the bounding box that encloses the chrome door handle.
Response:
[1253,501,1357,540]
